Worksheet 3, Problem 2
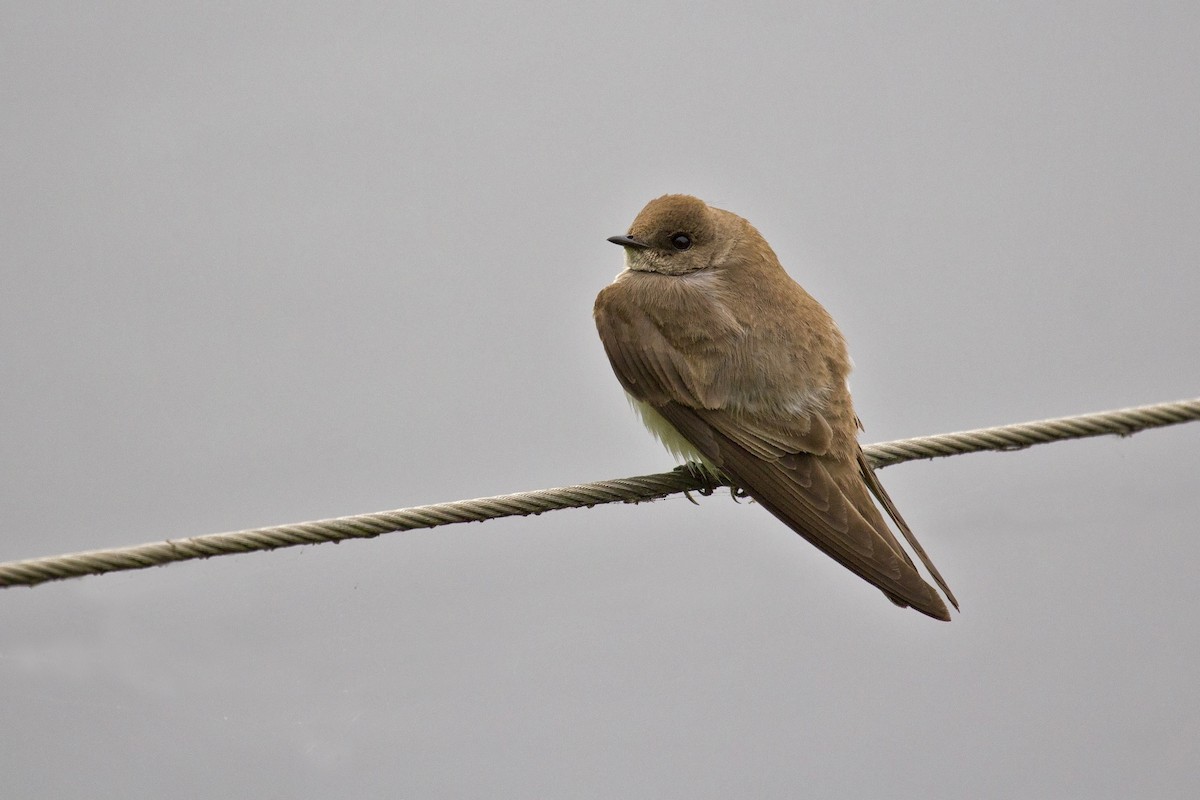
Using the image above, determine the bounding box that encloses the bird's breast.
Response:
[614,268,744,343]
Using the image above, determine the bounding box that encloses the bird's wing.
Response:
[657,402,950,620]
[594,288,833,455]
[596,291,951,620]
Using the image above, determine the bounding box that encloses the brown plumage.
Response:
[594,194,958,620]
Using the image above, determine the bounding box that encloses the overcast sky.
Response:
[3,2,1199,797]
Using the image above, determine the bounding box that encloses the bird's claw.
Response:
[674,461,721,504]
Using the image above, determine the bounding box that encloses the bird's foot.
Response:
[674,461,722,505]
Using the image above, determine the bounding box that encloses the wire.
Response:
[1,397,1197,589]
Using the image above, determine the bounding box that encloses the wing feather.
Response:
[858,451,959,610]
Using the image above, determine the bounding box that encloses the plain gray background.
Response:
[3,2,1198,797]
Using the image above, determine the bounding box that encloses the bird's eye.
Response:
[669,233,692,251]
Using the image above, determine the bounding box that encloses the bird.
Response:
[593,194,958,620]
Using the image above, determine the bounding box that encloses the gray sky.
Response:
[3,2,1199,797]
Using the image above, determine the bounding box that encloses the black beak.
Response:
[606,234,650,249]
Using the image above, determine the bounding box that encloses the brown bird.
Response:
[593,194,958,620]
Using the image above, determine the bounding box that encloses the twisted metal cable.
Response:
[863,396,1200,468]
[1,397,1197,589]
